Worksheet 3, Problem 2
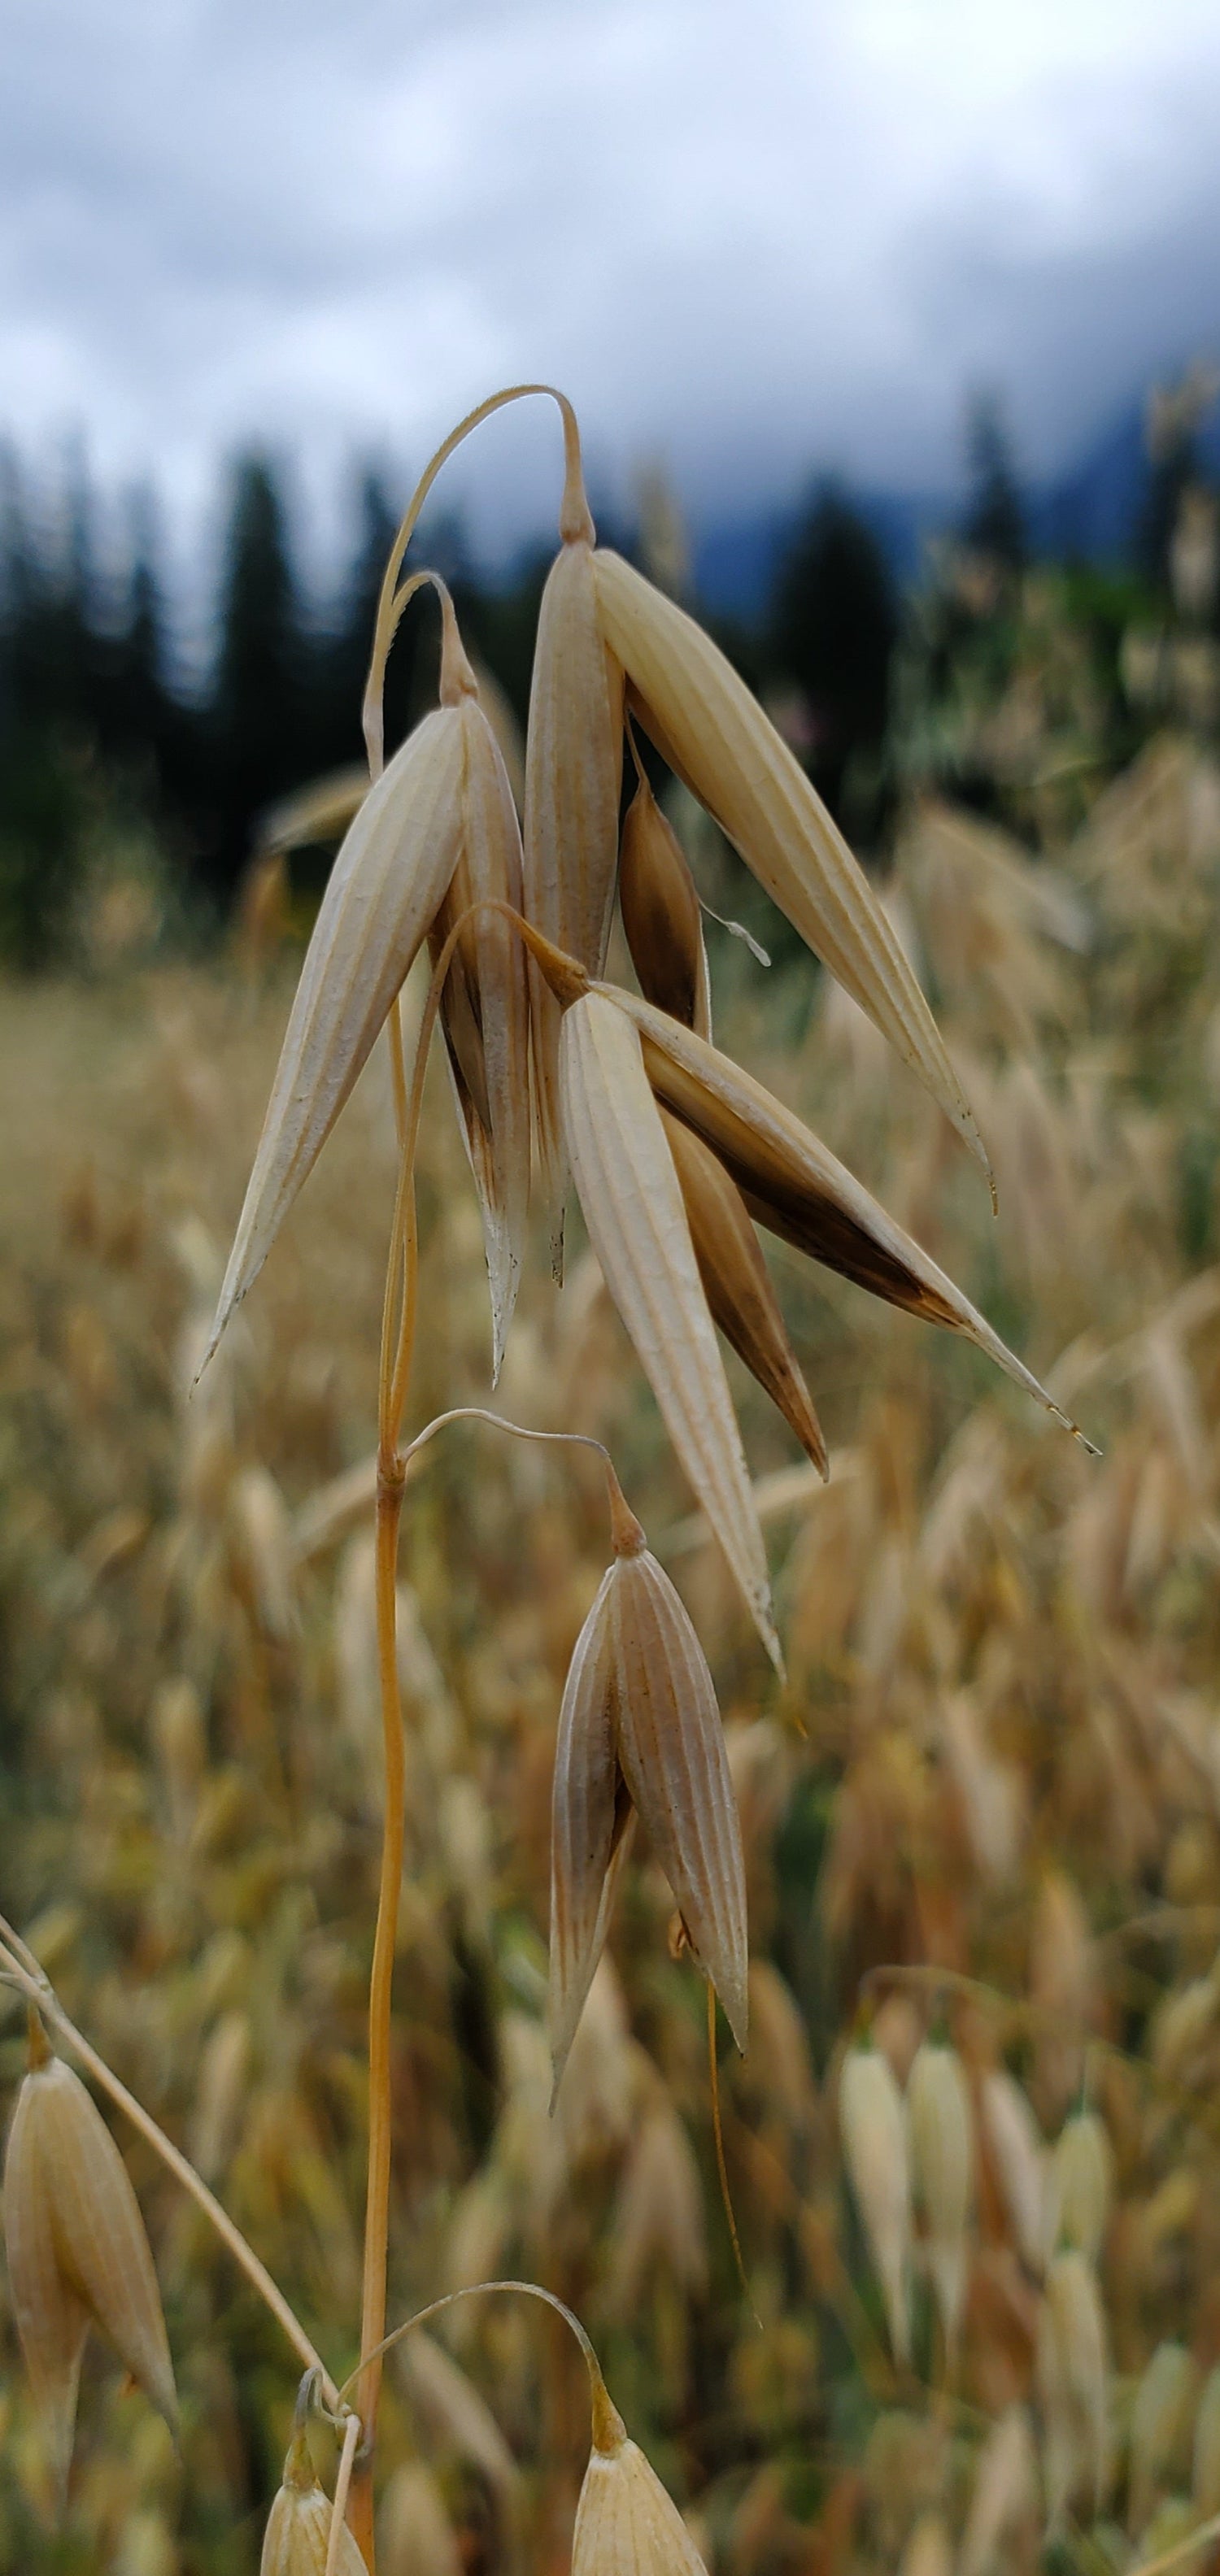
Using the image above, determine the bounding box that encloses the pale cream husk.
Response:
[838,2045,912,2366]
[590,546,991,1189]
[907,2039,974,2353]
[549,1541,748,2091]
[573,2414,709,2576]
[207,707,466,1362]
[558,991,779,1662]
[260,2456,368,2575]
[5,2055,176,2465]
[525,533,625,1238]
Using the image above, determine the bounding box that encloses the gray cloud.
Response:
[2,0,1218,553]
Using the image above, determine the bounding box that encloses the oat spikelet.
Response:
[1045,2108,1112,2264]
[618,770,711,1039]
[558,990,779,1662]
[605,988,1093,1448]
[1037,2249,1110,2527]
[839,2043,913,2366]
[525,446,624,1260]
[573,2380,709,2576]
[908,2037,974,2357]
[550,1499,748,2092]
[981,2069,1047,2277]
[590,546,991,1190]
[429,681,531,1379]
[260,2435,368,2575]
[960,2407,1039,2576]
[611,1542,749,2052]
[4,2044,177,2495]
[1129,2343,1197,2537]
[549,1561,634,2092]
[1192,2363,1220,2515]
[660,1107,827,1476]
[207,702,465,1364]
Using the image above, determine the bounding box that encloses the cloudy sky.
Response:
[4,0,1219,555]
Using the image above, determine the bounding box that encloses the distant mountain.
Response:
[690,397,1220,620]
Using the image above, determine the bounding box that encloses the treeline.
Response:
[0,394,1209,968]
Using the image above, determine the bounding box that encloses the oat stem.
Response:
[0,1925,339,2409]
[354,900,595,2563]
[337,2278,617,2446]
[362,385,587,772]
[326,2407,363,2576]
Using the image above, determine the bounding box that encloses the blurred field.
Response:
[4,724,1220,2575]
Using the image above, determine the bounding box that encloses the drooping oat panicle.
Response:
[573,2380,710,2576]
[550,1486,748,2091]
[524,433,624,1255]
[603,988,1094,1448]
[590,546,992,1192]
[907,2037,974,2357]
[558,989,779,1662]
[838,2041,913,2366]
[428,679,532,1378]
[660,1107,828,1476]
[260,2434,368,2576]
[4,2040,177,2492]
[618,770,711,1039]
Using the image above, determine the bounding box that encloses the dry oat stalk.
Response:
[4,2030,177,2497]
[573,2377,710,2576]
[839,2041,913,2366]
[550,1489,748,2094]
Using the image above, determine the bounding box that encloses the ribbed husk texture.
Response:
[260,2437,368,2575]
[4,2052,177,2500]
[525,533,625,1253]
[573,2395,709,2576]
[549,1531,747,2095]
[590,546,992,1192]
[558,990,780,1664]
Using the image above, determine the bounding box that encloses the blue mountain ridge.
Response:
[687,398,1220,620]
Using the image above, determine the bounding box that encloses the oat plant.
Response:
[2,385,1092,2569]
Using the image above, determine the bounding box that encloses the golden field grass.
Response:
[4,732,1220,2574]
